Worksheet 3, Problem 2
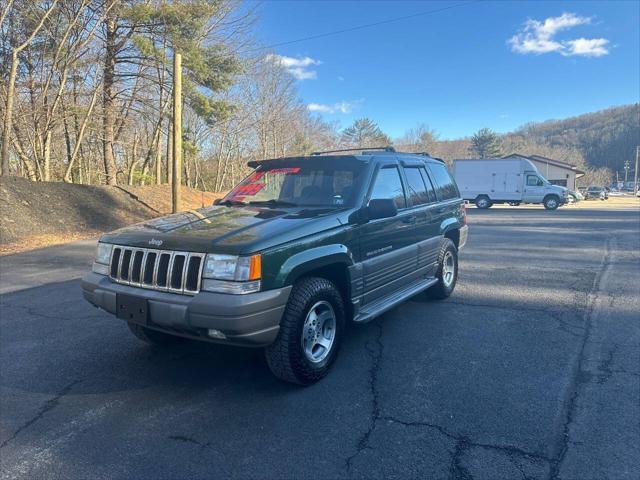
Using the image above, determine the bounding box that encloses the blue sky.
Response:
[254,0,639,139]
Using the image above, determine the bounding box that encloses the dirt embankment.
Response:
[0,177,225,255]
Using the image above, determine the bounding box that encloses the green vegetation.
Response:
[469,128,503,159]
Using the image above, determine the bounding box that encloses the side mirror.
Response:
[367,198,398,220]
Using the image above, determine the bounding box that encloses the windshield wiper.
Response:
[217,199,247,207]
[248,199,298,208]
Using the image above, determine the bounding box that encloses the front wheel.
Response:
[543,195,560,210]
[475,195,492,209]
[427,238,458,300]
[265,277,345,385]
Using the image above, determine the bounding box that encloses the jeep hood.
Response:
[99,205,346,254]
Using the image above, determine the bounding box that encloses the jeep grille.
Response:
[109,246,205,295]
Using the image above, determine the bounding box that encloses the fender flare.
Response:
[277,244,354,287]
[440,217,462,236]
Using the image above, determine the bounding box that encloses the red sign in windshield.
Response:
[226,167,302,201]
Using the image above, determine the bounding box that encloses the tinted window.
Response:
[370,167,406,209]
[427,163,459,200]
[403,167,431,206]
[419,167,437,203]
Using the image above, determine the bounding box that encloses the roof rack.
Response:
[310,146,396,156]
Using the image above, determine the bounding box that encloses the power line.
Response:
[248,0,482,53]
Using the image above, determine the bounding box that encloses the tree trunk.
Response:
[155,119,163,185]
[42,130,51,181]
[166,119,173,184]
[1,51,19,176]
[102,13,118,185]
[63,84,99,183]
[128,133,138,185]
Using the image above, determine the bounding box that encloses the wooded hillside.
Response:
[511,104,639,174]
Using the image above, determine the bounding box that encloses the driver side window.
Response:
[370,166,407,209]
[527,175,542,187]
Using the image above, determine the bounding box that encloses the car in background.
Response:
[567,190,584,203]
[584,186,608,200]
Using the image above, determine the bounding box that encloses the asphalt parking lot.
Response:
[1,205,639,480]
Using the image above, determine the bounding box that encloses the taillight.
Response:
[462,203,467,225]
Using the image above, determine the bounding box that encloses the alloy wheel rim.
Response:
[442,251,455,287]
[301,301,336,363]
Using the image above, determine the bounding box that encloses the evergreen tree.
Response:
[470,128,502,158]
[341,118,390,147]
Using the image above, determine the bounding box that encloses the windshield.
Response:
[222,160,366,207]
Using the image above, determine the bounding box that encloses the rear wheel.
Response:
[543,195,560,210]
[475,195,492,209]
[265,277,345,385]
[127,322,183,345]
[428,238,458,300]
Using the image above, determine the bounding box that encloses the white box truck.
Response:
[452,158,568,210]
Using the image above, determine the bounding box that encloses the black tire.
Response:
[427,238,459,300]
[127,322,183,345]
[475,195,492,209]
[265,277,345,385]
[543,195,560,210]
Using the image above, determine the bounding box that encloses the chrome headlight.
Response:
[201,253,261,294]
[92,242,113,275]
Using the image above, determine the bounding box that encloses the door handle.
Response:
[402,215,417,224]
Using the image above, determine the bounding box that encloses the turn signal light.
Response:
[249,254,261,280]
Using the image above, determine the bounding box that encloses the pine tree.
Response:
[470,128,502,159]
[341,118,390,147]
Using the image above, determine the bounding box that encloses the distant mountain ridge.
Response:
[512,104,639,173]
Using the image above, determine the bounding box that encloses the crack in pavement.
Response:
[0,379,81,449]
[342,320,553,478]
[168,434,211,449]
[344,321,383,473]
[547,237,614,480]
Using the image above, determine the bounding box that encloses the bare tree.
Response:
[1,0,59,176]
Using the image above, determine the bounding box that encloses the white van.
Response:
[452,158,568,210]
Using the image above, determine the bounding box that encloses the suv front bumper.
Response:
[81,272,291,347]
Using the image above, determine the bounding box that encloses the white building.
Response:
[502,154,585,191]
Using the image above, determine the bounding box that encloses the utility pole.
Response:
[172,53,182,213]
[624,160,630,185]
[634,146,639,195]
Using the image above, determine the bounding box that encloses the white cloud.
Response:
[565,38,610,57]
[307,100,360,114]
[265,54,322,80]
[509,13,610,57]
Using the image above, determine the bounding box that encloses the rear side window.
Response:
[370,167,406,209]
[427,163,459,200]
[403,167,433,206]
[419,168,437,203]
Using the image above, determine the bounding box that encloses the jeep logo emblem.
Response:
[148,238,163,247]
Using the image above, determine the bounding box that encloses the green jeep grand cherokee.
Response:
[82,148,468,384]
